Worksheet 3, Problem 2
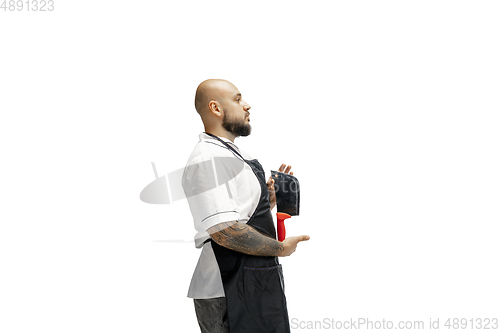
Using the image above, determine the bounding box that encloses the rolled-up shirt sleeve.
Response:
[182,154,240,233]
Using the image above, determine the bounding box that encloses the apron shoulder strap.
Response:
[204,132,245,160]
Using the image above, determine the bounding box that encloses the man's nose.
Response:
[244,102,251,111]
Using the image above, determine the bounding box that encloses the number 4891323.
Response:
[1,0,55,11]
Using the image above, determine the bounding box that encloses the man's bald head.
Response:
[194,79,251,140]
[194,79,237,115]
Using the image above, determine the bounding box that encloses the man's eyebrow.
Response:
[234,93,241,99]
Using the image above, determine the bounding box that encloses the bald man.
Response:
[182,79,309,333]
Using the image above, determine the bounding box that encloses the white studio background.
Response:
[1,1,499,332]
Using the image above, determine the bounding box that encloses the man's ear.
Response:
[208,100,223,118]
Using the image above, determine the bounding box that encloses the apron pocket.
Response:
[242,264,286,319]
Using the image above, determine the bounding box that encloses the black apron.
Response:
[205,133,291,333]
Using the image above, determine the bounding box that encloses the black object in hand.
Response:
[271,170,300,216]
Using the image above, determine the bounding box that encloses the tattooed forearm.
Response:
[207,221,284,256]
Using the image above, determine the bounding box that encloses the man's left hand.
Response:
[267,163,294,211]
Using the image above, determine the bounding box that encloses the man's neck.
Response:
[204,127,237,143]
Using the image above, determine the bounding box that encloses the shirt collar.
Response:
[199,132,240,151]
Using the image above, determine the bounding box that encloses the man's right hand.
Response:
[279,235,310,257]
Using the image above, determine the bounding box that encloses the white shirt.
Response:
[182,133,261,299]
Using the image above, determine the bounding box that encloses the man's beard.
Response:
[222,113,252,137]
